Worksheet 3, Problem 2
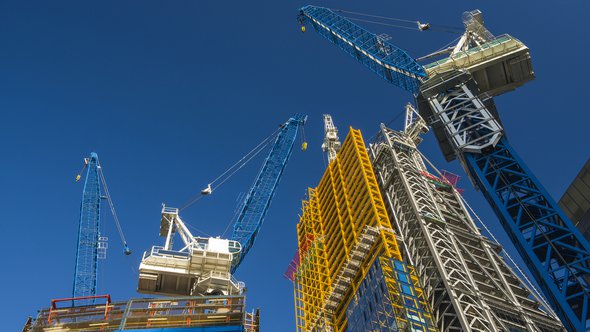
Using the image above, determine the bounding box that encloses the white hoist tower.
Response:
[321,114,341,163]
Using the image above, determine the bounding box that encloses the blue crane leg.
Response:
[72,152,102,302]
[465,138,590,331]
[298,6,426,94]
[230,114,306,273]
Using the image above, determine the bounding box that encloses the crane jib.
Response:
[230,114,306,272]
[299,6,426,94]
[308,16,420,80]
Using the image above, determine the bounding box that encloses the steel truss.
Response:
[293,129,434,332]
[298,6,426,94]
[420,78,590,331]
[370,123,564,332]
[73,153,102,300]
[230,113,306,272]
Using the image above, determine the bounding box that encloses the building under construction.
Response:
[288,116,565,331]
[295,4,589,331]
[370,114,563,331]
[20,4,590,331]
[288,126,435,332]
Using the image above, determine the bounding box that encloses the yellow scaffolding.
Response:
[293,128,435,332]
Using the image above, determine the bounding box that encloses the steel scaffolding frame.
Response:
[292,128,434,332]
[420,76,590,331]
[370,122,564,331]
[29,294,258,332]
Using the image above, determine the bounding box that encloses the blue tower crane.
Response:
[299,6,590,331]
[72,153,102,299]
[230,113,307,272]
[138,114,307,296]
[73,153,130,302]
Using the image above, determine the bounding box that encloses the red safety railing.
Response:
[48,294,112,324]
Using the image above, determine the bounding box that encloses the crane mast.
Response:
[73,153,102,300]
[321,114,340,163]
[72,153,130,304]
[300,5,589,331]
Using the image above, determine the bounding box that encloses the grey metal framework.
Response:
[369,118,564,332]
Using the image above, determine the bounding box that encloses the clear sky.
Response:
[1,1,588,330]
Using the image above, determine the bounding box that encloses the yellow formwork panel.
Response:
[293,128,435,332]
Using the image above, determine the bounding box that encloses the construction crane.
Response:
[321,114,341,163]
[138,114,307,296]
[299,6,590,331]
[73,153,131,302]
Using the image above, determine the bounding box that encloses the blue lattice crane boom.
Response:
[73,153,131,301]
[72,153,102,299]
[298,6,425,94]
[300,6,590,331]
[230,114,307,272]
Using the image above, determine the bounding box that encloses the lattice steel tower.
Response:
[73,153,103,299]
[369,109,564,331]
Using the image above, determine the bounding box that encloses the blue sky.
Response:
[1,1,588,330]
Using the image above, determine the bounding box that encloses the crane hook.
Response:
[124,243,132,255]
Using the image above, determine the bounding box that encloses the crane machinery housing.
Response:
[299,5,589,331]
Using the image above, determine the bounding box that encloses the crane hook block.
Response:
[301,25,306,33]
[301,142,308,151]
[124,245,132,256]
[201,184,213,195]
[76,174,81,182]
